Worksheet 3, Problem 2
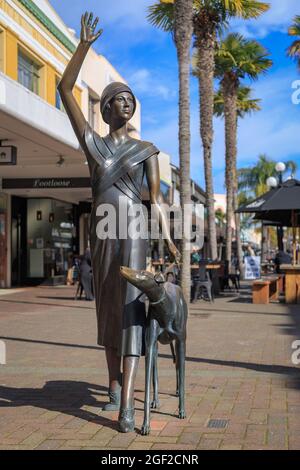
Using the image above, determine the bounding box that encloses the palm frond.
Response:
[225,0,270,19]
[147,2,175,32]
[285,160,298,177]
[214,85,261,118]
[287,15,300,70]
[215,33,272,81]
[288,15,300,36]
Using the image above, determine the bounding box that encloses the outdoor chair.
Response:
[191,262,214,303]
[221,261,240,291]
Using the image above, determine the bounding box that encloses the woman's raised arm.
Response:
[58,12,103,145]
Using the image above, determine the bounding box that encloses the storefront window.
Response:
[0,193,7,288]
[27,199,75,280]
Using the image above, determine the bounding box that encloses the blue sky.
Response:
[49,0,300,193]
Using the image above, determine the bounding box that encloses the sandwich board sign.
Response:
[245,256,261,280]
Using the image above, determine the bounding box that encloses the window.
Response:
[18,49,41,95]
[55,76,65,112]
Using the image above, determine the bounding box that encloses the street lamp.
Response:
[266,162,287,188]
[275,162,286,184]
[266,176,278,188]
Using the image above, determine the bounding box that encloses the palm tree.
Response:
[287,15,300,69]
[152,0,194,302]
[214,34,272,266]
[148,0,270,262]
[238,155,297,198]
[214,85,261,275]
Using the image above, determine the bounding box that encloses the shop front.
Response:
[10,195,79,286]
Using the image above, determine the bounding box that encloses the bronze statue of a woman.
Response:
[58,12,180,433]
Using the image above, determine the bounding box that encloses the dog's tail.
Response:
[170,342,176,363]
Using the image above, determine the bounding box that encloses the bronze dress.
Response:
[83,124,158,356]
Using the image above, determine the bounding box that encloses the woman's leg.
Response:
[121,355,139,409]
[103,347,122,411]
[118,355,139,432]
[105,346,122,392]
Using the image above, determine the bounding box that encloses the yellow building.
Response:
[0,0,141,287]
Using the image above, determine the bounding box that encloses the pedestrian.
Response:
[79,250,94,301]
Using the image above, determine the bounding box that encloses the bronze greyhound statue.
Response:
[120,266,187,435]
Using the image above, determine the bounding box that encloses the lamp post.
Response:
[266,162,288,253]
[275,162,286,184]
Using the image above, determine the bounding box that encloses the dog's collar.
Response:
[149,291,166,306]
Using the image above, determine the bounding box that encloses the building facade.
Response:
[0,0,141,287]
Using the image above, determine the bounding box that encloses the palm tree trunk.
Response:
[233,190,244,278]
[174,0,193,303]
[222,74,238,266]
[232,118,244,278]
[195,23,218,261]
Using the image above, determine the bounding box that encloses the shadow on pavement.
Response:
[0,336,104,352]
[0,380,119,431]
[37,296,94,302]
[158,353,300,379]
[0,298,94,310]
[1,335,299,383]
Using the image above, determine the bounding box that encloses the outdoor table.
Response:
[191,264,221,270]
[280,264,300,304]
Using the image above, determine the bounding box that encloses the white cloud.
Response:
[143,67,300,192]
[127,68,175,100]
[231,0,300,38]
[49,0,155,32]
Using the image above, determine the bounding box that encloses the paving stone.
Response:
[197,438,222,450]
[35,439,65,450]
[0,284,299,451]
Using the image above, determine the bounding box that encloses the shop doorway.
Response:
[11,196,27,286]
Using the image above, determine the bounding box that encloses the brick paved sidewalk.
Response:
[0,284,299,450]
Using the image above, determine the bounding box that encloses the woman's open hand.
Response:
[80,12,103,45]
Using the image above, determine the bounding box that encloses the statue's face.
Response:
[110,92,135,122]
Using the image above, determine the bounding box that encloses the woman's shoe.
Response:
[118,408,135,433]
[103,388,121,411]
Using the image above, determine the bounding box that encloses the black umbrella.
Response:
[237,179,300,221]
[236,179,300,262]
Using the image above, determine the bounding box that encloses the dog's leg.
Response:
[151,342,160,409]
[141,320,157,435]
[175,339,186,419]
